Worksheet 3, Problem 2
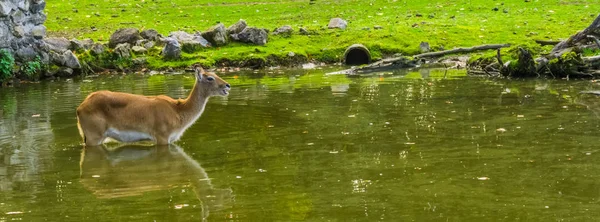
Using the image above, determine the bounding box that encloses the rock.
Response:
[374,25,383,30]
[162,37,181,59]
[31,25,46,39]
[109,28,141,48]
[227,19,247,34]
[273,25,293,35]
[288,51,295,57]
[169,31,210,52]
[230,27,268,45]
[132,57,147,65]
[81,38,94,49]
[62,50,81,69]
[90,43,105,55]
[13,25,25,37]
[419,42,430,53]
[70,39,85,51]
[44,37,71,53]
[56,67,73,77]
[299,27,310,35]
[201,23,228,46]
[132,46,147,54]
[16,46,37,60]
[141,29,159,41]
[0,1,15,16]
[328,18,348,29]
[17,0,30,12]
[143,41,155,49]
[114,43,131,58]
[31,1,46,14]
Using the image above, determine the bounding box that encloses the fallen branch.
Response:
[414,44,511,59]
[583,55,600,63]
[588,35,600,49]
[535,39,561,46]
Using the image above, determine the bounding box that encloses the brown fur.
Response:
[76,67,230,146]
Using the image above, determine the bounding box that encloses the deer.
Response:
[76,66,230,146]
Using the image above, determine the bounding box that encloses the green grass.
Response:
[45,0,599,68]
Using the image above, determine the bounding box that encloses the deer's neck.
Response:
[180,81,209,127]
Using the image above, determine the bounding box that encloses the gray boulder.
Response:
[169,31,210,52]
[201,23,228,46]
[141,29,160,41]
[227,19,247,34]
[56,67,74,77]
[273,25,293,35]
[114,43,131,58]
[81,38,94,49]
[109,28,141,48]
[328,18,348,29]
[31,25,46,39]
[90,43,105,55]
[162,37,181,59]
[0,1,14,16]
[16,46,37,61]
[70,39,85,51]
[44,37,71,53]
[31,0,46,13]
[62,50,81,69]
[230,27,268,45]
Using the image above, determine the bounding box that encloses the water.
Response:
[2,68,600,221]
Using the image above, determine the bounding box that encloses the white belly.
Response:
[105,128,153,143]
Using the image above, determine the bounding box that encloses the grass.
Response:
[45,0,600,69]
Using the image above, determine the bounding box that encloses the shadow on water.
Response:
[79,144,233,220]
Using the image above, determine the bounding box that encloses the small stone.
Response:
[288,51,295,57]
[328,18,348,29]
[132,46,147,54]
[273,25,293,35]
[299,27,310,35]
[90,43,105,55]
[114,43,132,58]
[419,42,430,53]
[373,25,383,30]
[72,8,78,13]
[13,26,25,38]
[143,41,155,49]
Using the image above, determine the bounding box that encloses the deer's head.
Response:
[194,66,231,97]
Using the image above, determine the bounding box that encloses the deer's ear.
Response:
[195,66,204,80]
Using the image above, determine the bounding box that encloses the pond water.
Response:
[2,68,600,221]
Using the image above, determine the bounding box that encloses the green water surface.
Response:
[2,68,600,221]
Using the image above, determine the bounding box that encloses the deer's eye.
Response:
[207,76,215,81]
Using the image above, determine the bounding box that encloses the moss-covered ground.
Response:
[45,0,599,69]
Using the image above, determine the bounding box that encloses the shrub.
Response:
[0,49,15,83]
[20,57,42,80]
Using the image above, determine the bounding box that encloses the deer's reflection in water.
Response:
[79,144,232,220]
